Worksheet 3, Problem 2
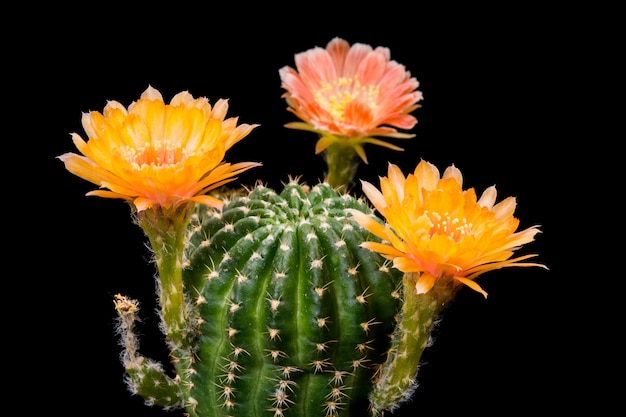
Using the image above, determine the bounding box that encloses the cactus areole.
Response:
[120,181,403,417]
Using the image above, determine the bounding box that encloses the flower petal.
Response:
[415,273,437,295]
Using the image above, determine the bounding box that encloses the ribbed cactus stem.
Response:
[136,203,194,351]
[369,272,455,415]
[323,141,360,191]
[179,181,402,416]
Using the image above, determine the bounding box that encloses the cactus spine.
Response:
[115,180,403,416]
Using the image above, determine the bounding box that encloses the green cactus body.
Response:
[120,181,403,417]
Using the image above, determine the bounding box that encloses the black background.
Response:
[21,4,603,416]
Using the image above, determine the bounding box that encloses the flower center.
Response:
[313,75,380,121]
[124,140,190,169]
[426,211,472,242]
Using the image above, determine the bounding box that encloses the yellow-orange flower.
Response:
[349,160,546,297]
[279,37,423,163]
[58,86,261,212]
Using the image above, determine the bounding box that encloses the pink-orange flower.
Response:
[58,86,261,212]
[279,37,423,163]
[349,160,546,297]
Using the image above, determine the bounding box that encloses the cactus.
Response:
[61,52,545,417]
[115,180,404,416]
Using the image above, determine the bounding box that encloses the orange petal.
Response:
[454,276,488,298]
[415,273,436,294]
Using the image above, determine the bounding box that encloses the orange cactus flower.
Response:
[279,37,423,164]
[58,86,261,212]
[349,160,546,297]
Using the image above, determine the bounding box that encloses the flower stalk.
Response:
[136,203,195,350]
[323,141,360,190]
[369,272,456,414]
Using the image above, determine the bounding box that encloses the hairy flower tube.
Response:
[279,37,423,188]
[348,159,547,414]
[58,85,261,212]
